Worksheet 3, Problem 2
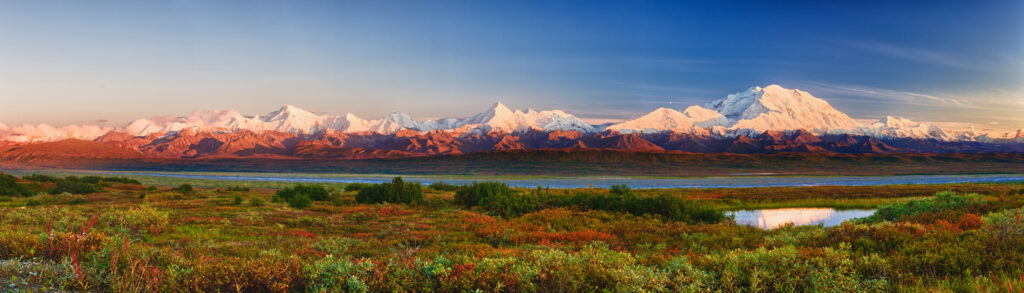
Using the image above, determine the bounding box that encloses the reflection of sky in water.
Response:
[728,208,876,229]
[100,173,1024,189]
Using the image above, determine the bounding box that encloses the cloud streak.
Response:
[840,40,975,70]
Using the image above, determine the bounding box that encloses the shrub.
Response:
[164,256,305,292]
[23,174,60,183]
[344,183,371,192]
[455,181,513,208]
[455,182,723,223]
[570,192,725,224]
[232,194,244,205]
[288,193,312,209]
[428,181,459,191]
[305,255,373,293]
[0,173,33,197]
[456,181,537,217]
[859,191,987,223]
[67,196,88,205]
[93,176,141,185]
[609,184,631,195]
[696,244,888,291]
[274,184,331,202]
[250,197,266,207]
[355,177,423,204]
[225,185,250,192]
[51,180,102,195]
[105,206,170,235]
[175,184,194,194]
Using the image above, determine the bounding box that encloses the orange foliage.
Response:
[512,229,614,244]
[957,213,983,230]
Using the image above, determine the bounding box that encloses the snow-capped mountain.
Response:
[708,85,860,134]
[858,116,953,141]
[362,102,595,134]
[0,123,113,143]
[0,84,1019,144]
[459,102,596,134]
[606,106,726,134]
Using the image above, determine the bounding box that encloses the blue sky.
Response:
[1,0,1021,129]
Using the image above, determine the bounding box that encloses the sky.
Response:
[1,0,1022,131]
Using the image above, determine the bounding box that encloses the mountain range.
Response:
[1,85,1022,162]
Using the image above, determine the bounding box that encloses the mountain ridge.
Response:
[1,85,1021,144]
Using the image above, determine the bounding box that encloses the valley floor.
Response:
[1,174,1023,292]
[4,150,1024,177]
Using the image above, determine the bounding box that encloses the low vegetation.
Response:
[355,177,422,204]
[0,173,33,197]
[0,173,1022,292]
[859,191,990,223]
[456,182,724,223]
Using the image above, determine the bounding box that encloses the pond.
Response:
[726,208,876,229]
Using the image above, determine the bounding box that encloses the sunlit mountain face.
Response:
[2,85,1021,144]
[1,85,1022,166]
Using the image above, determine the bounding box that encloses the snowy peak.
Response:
[860,116,952,140]
[606,105,727,134]
[459,102,595,133]
[607,108,695,134]
[682,105,728,128]
[264,104,316,121]
[709,84,860,133]
[0,85,1019,143]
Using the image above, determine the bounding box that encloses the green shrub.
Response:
[355,177,423,204]
[105,206,170,235]
[455,181,512,208]
[344,183,371,192]
[696,244,888,291]
[859,191,987,223]
[455,181,536,217]
[175,184,194,194]
[93,176,141,185]
[455,182,723,223]
[51,180,102,194]
[23,174,60,183]
[60,175,140,185]
[570,191,725,224]
[274,184,331,203]
[609,184,631,195]
[305,255,373,293]
[0,174,33,197]
[250,197,266,207]
[225,185,250,192]
[67,196,88,205]
[428,181,459,191]
[288,193,312,209]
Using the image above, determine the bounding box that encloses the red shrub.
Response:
[957,213,983,230]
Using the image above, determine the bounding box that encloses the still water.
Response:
[102,172,1024,189]
[727,208,876,229]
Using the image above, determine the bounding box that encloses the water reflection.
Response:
[727,208,875,229]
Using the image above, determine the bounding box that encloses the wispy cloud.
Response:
[800,82,971,108]
[837,40,975,70]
